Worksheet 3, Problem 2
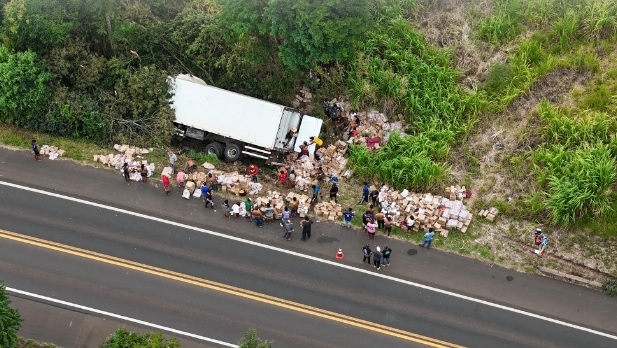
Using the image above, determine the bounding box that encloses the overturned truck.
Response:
[170,74,322,165]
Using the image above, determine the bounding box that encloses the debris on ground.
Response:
[39,145,65,160]
[479,207,499,222]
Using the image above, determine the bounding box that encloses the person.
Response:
[232,201,241,218]
[184,159,197,174]
[32,139,41,161]
[245,198,253,222]
[359,182,370,204]
[329,183,339,203]
[297,141,309,160]
[283,220,294,241]
[290,197,299,217]
[361,210,369,229]
[280,206,291,227]
[204,189,214,209]
[382,246,392,266]
[264,203,274,223]
[309,136,323,161]
[375,211,385,230]
[284,127,298,148]
[362,244,372,265]
[370,189,379,207]
[288,170,296,188]
[373,246,383,270]
[140,164,148,183]
[278,170,288,186]
[252,207,264,227]
[406,215,415,233]
[222,199,231,219]
[366,218,377,240]
[310,184,320,205]
[301,216,313,241]
[537,232,549,256]
[208,173,219,191]
[534,228,542,249]
[248,164,258,182]
[334,115,348,134]
[123,163,130,183]
[419,228,435,249]
[384,216,393,236]
[161,174,170,195]
[200,183,210,201]
[367,204,375,221]
[176,171,186,188]
[168,150,177,174]
[328,102,340,120]
[342,208,354,228]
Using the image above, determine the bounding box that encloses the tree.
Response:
[0,282,22,348]
[0,44,51,129]
[238,329,271,348]
[266,0,373,69]
[101,328,179,348]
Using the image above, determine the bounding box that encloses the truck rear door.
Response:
[295,116,324,153]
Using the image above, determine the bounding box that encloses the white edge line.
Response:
[2,180,616,341]
[6,287,238,348]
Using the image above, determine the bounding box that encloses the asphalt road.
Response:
[1,180,616,347]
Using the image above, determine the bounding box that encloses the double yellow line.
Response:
[0,229,463,348]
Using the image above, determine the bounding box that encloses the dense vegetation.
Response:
[0,282,22,348]
[1,0,616,230]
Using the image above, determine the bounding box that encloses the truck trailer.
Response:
[170,74,323,165]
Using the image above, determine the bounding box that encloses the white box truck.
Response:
[170,74,323,164]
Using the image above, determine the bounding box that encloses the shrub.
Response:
[0,282,22,348]
[602,279,617,297]
[101,328,179,348]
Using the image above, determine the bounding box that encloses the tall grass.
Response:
[531,100,617,226]
[346,18,478,190]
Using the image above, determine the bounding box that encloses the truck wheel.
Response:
[205,142,223,159]
[224,143,242,162]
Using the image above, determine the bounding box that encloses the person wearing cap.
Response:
[248,164,258,182]
[373,246,383,270]
[284,127,298,148]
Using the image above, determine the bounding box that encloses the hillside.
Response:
[0,0,616,285]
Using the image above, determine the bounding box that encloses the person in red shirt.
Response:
[278,170,288,186]
[248,164,259,182]
[161,174,171,196]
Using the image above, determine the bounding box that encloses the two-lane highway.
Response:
[1,181,616,347]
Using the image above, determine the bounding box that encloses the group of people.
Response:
[361,244,393,270]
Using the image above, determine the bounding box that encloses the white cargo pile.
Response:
[93,144,153,170]
[39,145,66,160]
[213,171,263,196]
[377,185,473,237]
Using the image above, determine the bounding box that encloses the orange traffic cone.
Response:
[336,248,344,259]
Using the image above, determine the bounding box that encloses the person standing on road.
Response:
[280,206,291,227]
[382,246,392,266]
[264,203,274,223]
[140,164,148,183]
[252,207,264,227]
[373,246,383,270]
[123,163,130,183]
[342,208,355,228]
[200,183,210,202]
[419,228,435,249]
[366,218,377,240]
[245,198,253,222]
[31,139,41,161]
[222,199,231,219]
[161,173,170,195]
[359,182,370,204]
[232,201,241,218]
[283,220,294,241]
[362,244,372,265]
[301,216,313,241]
[204,189,214,209]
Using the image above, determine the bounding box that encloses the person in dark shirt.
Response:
[382,246,392,266]
[362,244,372,265]
[301,216,313,241]
[359,182,370,204]
[32,139,41,161]
[373,246,383,270]
[329,183,339,203]
[370,189,379,207]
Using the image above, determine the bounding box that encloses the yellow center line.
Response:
[0,229,464,348]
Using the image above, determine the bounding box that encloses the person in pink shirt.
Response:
[366,218,377,240]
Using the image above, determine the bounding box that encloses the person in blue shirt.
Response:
[280,206,291,227]
[342,208,355,228]
[359,182,370,204]
[419,228,435,249]
[200,183,211,202]
[310,184,320,204]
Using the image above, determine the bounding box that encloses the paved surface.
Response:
[1,148,616,346]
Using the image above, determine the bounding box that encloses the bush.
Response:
[101,328,179,348]
[602,279,617,297]
[238,329,271,348]
[0,282,22,348]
